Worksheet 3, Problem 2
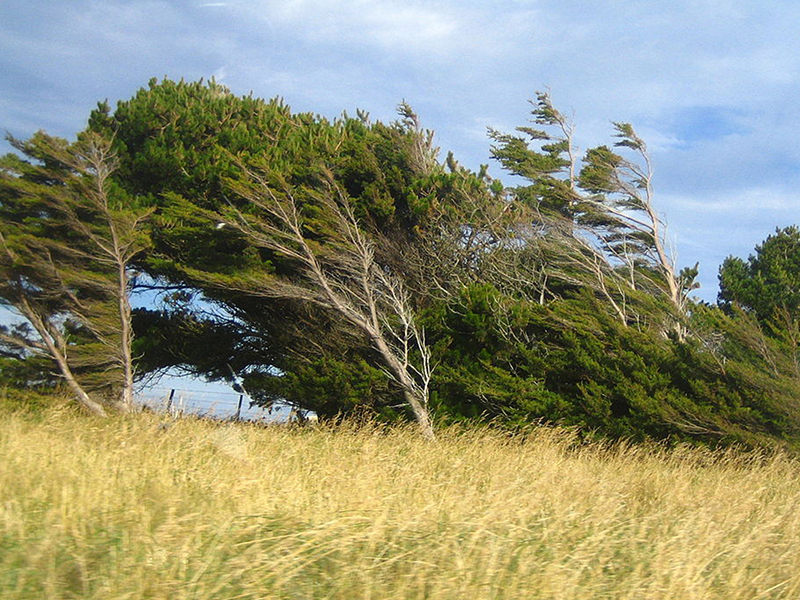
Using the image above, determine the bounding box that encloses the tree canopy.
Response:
[719,226,800,324]
[0,132,150,414]
[2,77,800,448]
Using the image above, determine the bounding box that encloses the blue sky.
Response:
[3,0,800,303]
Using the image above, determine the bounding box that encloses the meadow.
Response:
[2,400,800,599]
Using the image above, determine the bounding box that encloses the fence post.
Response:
[236,394,244,420]
[166,389,176,414]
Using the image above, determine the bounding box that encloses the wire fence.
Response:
[136,386,293,423]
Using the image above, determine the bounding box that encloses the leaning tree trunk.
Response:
[116,260,136,412]
[318,291,436,440]
[371,334,435,440]
[43,333,108,417]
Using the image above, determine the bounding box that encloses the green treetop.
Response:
[719,226,800,325]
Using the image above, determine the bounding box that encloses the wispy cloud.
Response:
[238,0,465,59]
[3,0,800,300]
[212,65,228,82]
[667,187,800,214]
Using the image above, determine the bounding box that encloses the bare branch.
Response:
[213,163,436,438]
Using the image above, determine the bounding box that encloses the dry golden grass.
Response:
[2,401,800,599]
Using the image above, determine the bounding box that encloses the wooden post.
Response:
[236,394,244,420]
[166,389,175,414]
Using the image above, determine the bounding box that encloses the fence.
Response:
[136,385,293,423]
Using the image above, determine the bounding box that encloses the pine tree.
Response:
[488,91,578,218]
[719,226,800,324]
[88,78,449,427]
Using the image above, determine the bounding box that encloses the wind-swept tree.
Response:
[64,78,798,446]
[488,91,579,218]
[489,94,696,329]
[0,132,151,414]
[578,124,690,313]
[197,164,436,438]
[86,78,451,429]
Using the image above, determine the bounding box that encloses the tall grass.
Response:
[2,401,800,599]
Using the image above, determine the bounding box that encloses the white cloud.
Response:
[4,0,800,298]
[666,188,800,214]
[239,0,461,57]
[232,0,551,67]
[212,65,229,82]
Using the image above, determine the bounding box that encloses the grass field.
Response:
[2,400,800,599]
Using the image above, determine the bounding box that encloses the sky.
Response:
[3,0,800,305]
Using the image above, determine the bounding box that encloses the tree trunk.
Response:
[19,300,109,417]
[49,344,108,417]
[371,334,435,440]
[63,369,109,417]
[400,387,436,441]
[117,262,136,411]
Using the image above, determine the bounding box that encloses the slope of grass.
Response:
[1,401,800,599]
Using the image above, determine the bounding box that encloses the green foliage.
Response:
[0,384,64,416]
[89,78,441,234]
[422,284,798,445]
[578,145,621,194]
[89,78,293,205]
[0,350,57,390]
[488,91,576,217]
[719,226,800,323]
[0,131,150,411]
[250,356,397,419]
[490,94,684,318]
[88,78,460,420]
[23,78,786,445]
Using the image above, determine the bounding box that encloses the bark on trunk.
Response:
[117,261,135,411]
[48,342,108,417]
[401,387,436,441]
[372,334,435,440]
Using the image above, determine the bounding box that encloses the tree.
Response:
[718,226,800,324]
[421,282,799,446]
[716,226,800,415]
[0,132,151,414]
[488,91,579,218]
[578,124,687,314]
[69,78,798,446]
[489,94,694,330]
[87,78,457,429]
[202,164,436,438]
